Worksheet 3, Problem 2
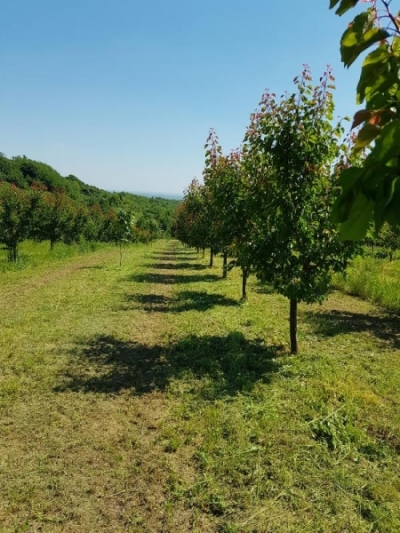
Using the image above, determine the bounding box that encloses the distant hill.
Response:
[132,191,183,201]
[0,153,180,235]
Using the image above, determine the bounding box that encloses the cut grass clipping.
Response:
[0,240,399,532]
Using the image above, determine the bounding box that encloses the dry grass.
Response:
[0,241,399,532]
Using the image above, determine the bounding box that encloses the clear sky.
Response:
[0,0,361,196]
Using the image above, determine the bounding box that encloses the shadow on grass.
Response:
[129,294,172,306]
[127,272,220,284]
[125,290,239,313]
[55,332,281,398]
[150,251,198,259]
[146,262,207,271]
[148,255,200,264]
[254,285,275,295]
[305,309,400,349]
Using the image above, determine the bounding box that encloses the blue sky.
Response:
[0,0,361,196]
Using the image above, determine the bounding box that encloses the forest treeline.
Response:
[0,152,179,261]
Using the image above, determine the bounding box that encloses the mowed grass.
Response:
[1,240,399,532]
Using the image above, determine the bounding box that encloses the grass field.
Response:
[1,240,399,532]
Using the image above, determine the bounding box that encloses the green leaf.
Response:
[368,120,400,165]
[391,36,400,55]
[339,192,374,240]
[340,13,390,67]
[356,44,390,103]
[385,178,400,226]
[373,172,398,230]
[354,123,381,151]
[334,0,359,16]
[365,88,396,112]
[338,167,365,193]
[364,71,397,105]
[332,167,366,224]
[363,43,390,67]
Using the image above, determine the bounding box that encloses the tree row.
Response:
[0,181,160,263]
[174,67,361,354]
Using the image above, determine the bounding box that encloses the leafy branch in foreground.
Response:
[330,0,400,239]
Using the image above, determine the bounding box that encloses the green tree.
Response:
[375,222,400,261]
[205,143,254,294]
[203,130,235,277]
[0,183,32,262]
[176,179,210,253]
[0,154,25,188]
[245,67,358,353]
[38,190,77,250]
[104,209,134,265]
[136,216,160,242]
[83,204,105,242]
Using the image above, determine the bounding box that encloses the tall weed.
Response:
[334,255,400,312]
[0,240,107,272]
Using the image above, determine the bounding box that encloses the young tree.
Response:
[172,202,191,245]
[245,67,358,353]
[375,222,400,260]
[205,144,254,294]
[203,130,231,275]
[38,190,78,250]
[330,0,400,238]
[176,179,210,252]
[70,205,89,244]
[105,209,134,266]
[83,204,105,242]
[0,183,33,262]
[136,216,160,243]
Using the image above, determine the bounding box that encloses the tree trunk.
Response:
[222,251,228,279]
[119,242,122,267]
[209,249,214,267]
[242,268,249,300]
[202,248,205,258]
[8,245,17,263]
[290,298,298,354]
[50,239,55,251]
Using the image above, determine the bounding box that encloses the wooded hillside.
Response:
[0,152,180,235]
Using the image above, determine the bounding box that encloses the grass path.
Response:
[1,241,400,532]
